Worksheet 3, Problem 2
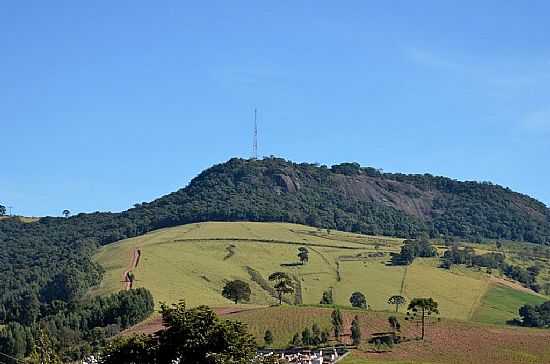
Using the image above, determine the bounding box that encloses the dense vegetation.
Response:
[391,239,437,265]
[101,300,257,364]
[441,245,541,291]
[0,288,154,361]
[1,157,550,357]
[517,301,550,328]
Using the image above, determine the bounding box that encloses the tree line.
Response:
[0,288,154,362]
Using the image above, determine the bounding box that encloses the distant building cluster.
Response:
[257,348,348,364]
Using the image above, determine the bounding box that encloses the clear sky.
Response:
[1,1,549,216]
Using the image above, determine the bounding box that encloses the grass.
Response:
[471,284,547,325]
[0,215,39,223]
[230,305,550,364]
[90,222,542,323]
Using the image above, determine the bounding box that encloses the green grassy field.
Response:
[90,222,545,323]
[472,284,547,325]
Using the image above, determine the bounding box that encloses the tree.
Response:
[100,334,157,364]
[62,209,71,218]
[156,300,257,363]
[349,292,368,309]
[350,315,361,346]
[311,323,321,346]
[222,280,251,304]
[28,328,62,364]
[406,298,439,340]
[388,316,401,333]
[320,329,330,344]
[331,308,343,341]
[264,330,273,347]
[388,295,406,313]
[320,288,334,305]
[301,327,312,346]
[0,205,6,216]
[290,333,301,347]
[268,272,294,305]
[298,247,309,265]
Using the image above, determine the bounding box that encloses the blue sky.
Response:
[1,1,549,216]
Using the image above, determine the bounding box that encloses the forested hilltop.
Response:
[1,157,550,359]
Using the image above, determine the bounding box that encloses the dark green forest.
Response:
[0,288,154,361]
[1,157,550,358]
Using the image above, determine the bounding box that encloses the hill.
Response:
[91,222,546,324]
[1,157,550,358]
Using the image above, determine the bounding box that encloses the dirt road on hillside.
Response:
[122,248,141,290]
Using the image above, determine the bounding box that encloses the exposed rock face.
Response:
[274,174,300,193]
[331,174,437,220]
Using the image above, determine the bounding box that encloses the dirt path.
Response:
[122,248,141,290]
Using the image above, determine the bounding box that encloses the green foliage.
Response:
[100,334,158,364]
[442,245,505,269]
[0,322,34,359]
[102,301,257,364]
[320,289,334,305]
[268,272,294,305]
[0,204,6,216]
[264,330,273,346]
[502,264,541,292]
[311,323,321,346]
[222,280,252,304]
[350,315,361,346]
[518,301,550,328]
[349,291,368,309]
[0,288,154,361]
[297,247,309,264]
[406,298,440,340]
[27,328,62,364]
[290,333,301,347]
[331,308,343,340]
[301,327,312,346]
[391,239,437,265]
[388,295,406,313]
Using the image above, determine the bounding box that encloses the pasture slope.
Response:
[90,222,550,363]
[91,222,544,322]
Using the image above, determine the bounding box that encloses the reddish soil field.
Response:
[121,305,550,364]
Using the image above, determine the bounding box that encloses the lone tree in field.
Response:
[350,291,368,309]
[320,288,334,305]
[350,315,361,346]
[331,308,344,341]
[62,209,71,218]
[388,295,406,312]
[222,280,251,304]
[264,330,273,347]
[0,205,6,216]
[268,272,294,305]
[406,298,439,340]
[298,247,309,265]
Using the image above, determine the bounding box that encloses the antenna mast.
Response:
[253,108,258,159]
